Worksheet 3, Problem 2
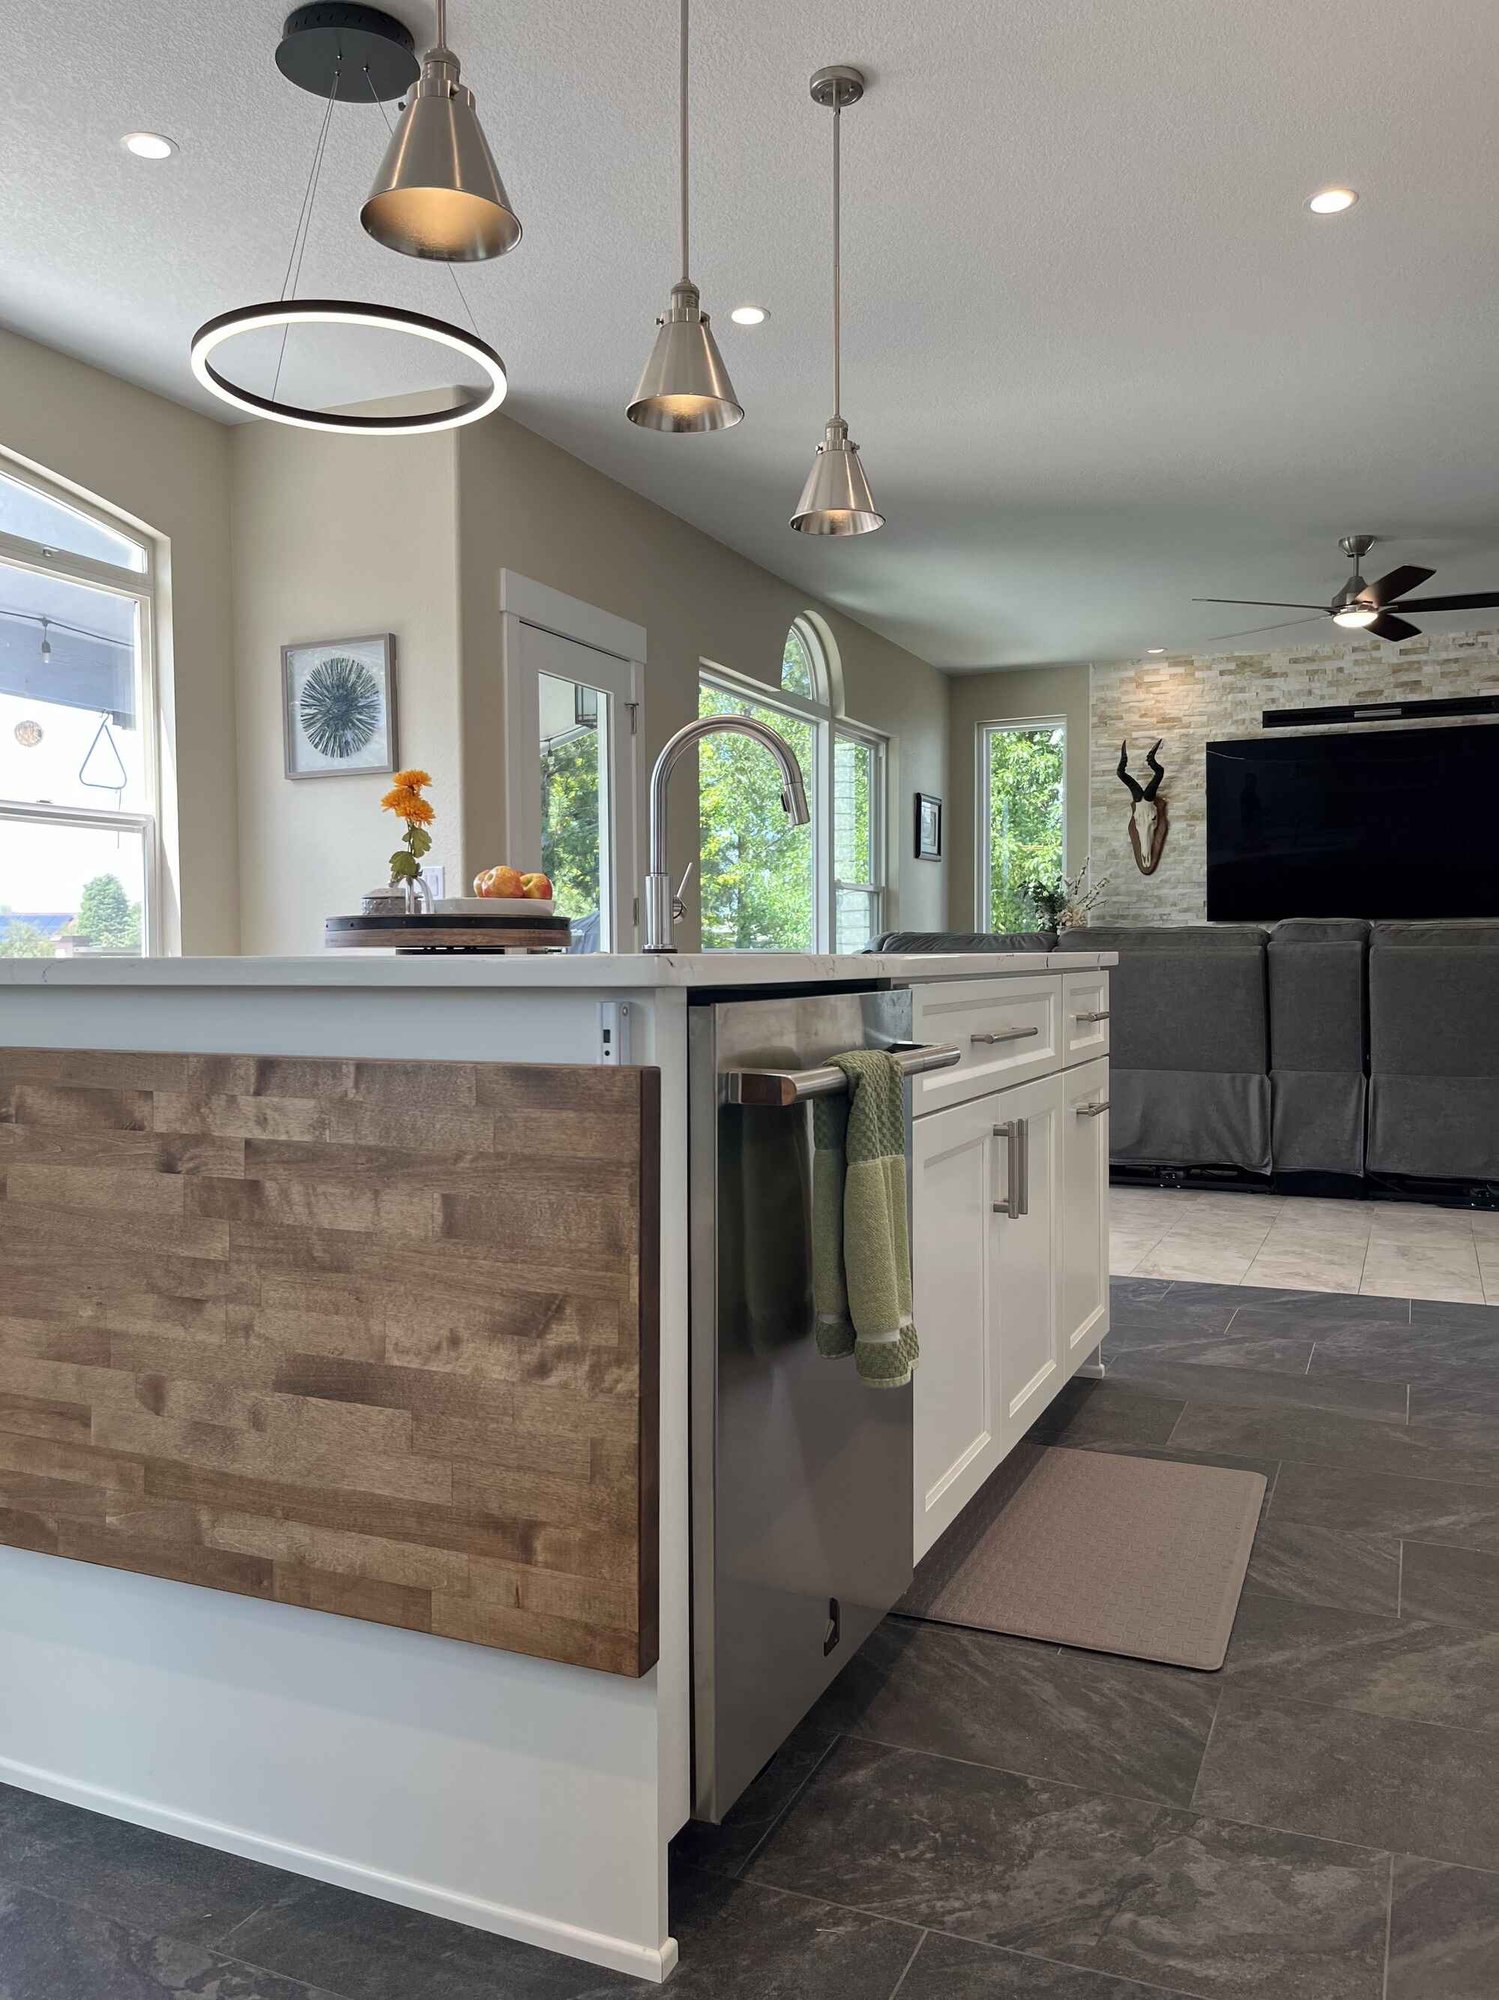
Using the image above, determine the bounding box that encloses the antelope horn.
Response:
[1142,739,1165,801]
[1116,740,1145,803]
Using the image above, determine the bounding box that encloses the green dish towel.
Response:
[811,1050,919,1388]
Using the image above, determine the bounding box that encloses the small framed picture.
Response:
[282,634,397,779]
[914,791,943,861]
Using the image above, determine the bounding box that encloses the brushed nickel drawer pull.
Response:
[1074,1009,1111,1022]
[971,1025,1040,1045]
[1076,1099,1111,1118]
[992,1119,1027,1218]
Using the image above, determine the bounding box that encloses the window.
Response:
[980,720,1065,933]
[699,616,887,953]
[0,466,158,958]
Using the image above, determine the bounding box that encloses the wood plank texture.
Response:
[0,1048,661,1676]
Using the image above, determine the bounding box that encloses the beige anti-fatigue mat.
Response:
[897,1444,1265,1670]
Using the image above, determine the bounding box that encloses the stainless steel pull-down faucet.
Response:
[642,715,811,951]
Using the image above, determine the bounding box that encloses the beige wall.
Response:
[945,664,1091,930]
[230,424,461,956]
[454,413,949,947]
[0,328,237,953]
[1091,633,1499,925]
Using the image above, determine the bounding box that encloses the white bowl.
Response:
[437,895,556,917]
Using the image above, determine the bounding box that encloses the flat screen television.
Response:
[1204,722,1499,920]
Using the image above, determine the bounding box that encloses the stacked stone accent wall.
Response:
[1087,631,1499,926]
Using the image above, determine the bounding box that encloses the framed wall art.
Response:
[282,634,398,779]
[914,791,943,861]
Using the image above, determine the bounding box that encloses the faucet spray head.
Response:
[782,776,811,826]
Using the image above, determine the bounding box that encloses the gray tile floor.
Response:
[6,1277,1499,1996]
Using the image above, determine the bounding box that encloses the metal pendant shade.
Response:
[792,66,882,535]
[791,416,883,535]
[627,281,740,432]
[361,3,521,261]
[627,0,742,432]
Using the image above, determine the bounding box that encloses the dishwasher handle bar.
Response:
[723,1042,962,1107]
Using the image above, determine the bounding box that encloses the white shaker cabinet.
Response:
[910,971,1110,1561]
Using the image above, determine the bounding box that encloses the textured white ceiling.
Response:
[6,0,1499,668]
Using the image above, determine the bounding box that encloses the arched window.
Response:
[698,614,887,953]
[0,461,160,958]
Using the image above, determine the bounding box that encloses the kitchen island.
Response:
[0,947,1111,1980]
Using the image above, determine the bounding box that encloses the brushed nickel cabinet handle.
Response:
[992,1121,1021,1219]
[1076,1099,1111,1117]
[1074,1009,1111,1022]
[971,1025,1040,1045]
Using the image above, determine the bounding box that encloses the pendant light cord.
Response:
[831,97,841,418]
[679,0,690,282]
[271,69,340,402]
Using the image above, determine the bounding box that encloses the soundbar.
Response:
[1262,692,1499,729]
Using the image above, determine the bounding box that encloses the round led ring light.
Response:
[189,298,507,435]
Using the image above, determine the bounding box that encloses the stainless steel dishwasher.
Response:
[686,985,960,1822]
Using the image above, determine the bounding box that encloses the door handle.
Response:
[1074,1009,1110,1023]
[992,1117,1030,1217]
[1076,1099,1110,1117]
[971,1025,1039,1045]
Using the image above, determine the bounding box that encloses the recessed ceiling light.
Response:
[1307,186,1357,215]
[730,305,768,326]
[122,131,177,160]
[1146,647,1166,655]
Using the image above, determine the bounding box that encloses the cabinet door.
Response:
[988,1070,1063,1456]
[1061,1056,1110,1377]
[912,1096,1000,1559]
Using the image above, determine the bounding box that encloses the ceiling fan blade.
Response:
[1389,591,1499,613]
[1367,612,1420,642]
[1191,598,1328,610]
[1367,564,1435,605]
[1201,616,1326,643]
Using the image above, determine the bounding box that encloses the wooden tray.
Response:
[326,911,572,953]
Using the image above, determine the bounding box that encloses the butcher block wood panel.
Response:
[0,1048,661,1677]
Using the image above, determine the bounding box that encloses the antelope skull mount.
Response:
[1117,739,1169,875]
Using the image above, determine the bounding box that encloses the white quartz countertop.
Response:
[0,949,1114,991]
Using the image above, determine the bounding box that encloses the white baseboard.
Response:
[0,1754,678,1984]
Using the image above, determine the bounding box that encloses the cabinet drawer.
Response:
[1062,969,1110,1065]
[911,975,1060,1112]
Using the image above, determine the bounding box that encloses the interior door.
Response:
[1061,1056,1110,1377]
[912,1095,999,1560]
[989,1070,1062,1456]
[505,622,641,951]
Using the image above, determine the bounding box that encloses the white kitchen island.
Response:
[0,946,1111,1981]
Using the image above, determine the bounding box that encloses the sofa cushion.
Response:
[866,930,1053,954]
[1058,926,1269,1074]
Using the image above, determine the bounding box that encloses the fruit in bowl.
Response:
[519,872,552,899]
[474,865,524,898]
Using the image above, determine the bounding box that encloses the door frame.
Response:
[499,572,647,949]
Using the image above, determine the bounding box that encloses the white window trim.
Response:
[976,714,1068,933]
[0,460,164,955]
[699,644,889,953]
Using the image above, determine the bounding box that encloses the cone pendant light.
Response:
[792,66,883,535]
[362,0,521,261]
[627,0,742,432]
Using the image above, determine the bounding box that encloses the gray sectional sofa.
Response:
[871,919,1499,1190]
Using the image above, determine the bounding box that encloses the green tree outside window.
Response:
[985,726,1065,931]
[698,681,815,951]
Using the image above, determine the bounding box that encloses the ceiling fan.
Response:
[1194,535,1499,643]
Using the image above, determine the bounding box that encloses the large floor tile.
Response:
[1032,1379,1185,1450]
[1239,1246,1368,1295]
[1360,1238,1484,1306]
[1194,1687,1499,1870]
[1411,1297,1499,1330]
[666,1868,918,1999]
[1229,1292,1411,1328]
[1242,1521,1401,1617]
[1168,1399,1499,1486]
[0,1786,302,1947]
[0,1879,343,2000]
[1108,1277,1176,1307]
[810,1616,1220,1807]
[1133,1238,1261,1286]
[215,1880,640,1999]
[1271,1459,1499,1551]
[1399,1540,1499,1632]
[749,1738,1388,2000]
[1106,1332,1314,1373]
[1103,1350,1407,1422]
[1222,1591,1499,1732]
[898,1931,1183,1998]
[1386,1856,1499,2000]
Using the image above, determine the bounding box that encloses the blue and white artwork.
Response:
[282,634,397,779]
